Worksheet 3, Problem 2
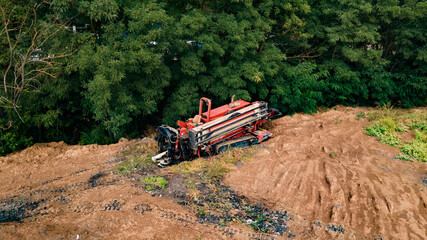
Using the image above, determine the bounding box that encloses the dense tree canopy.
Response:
[1,0,426,155]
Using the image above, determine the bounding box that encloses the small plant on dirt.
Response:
[140,175,168,191]
[356,111,366,120]
[187,188,202,202]
[380,118,396,130]
[197,207,207,217]
[329,152,336,157]
[414,129,427,142]
[250,214,269,233]
[205,161,230,182]
[184,176,197,189]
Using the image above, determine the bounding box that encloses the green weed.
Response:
[140,175,168,191]
[356,111,366,120]
[184,176,197,189]
[367,103,397,121]
[409,121,426,131]
[414,129,427,142]
[365,108,426,162]
[197,207,207,217]
[365,120,401,146]
[401,140,426,162]
[379,118,396,131]
[394,154,414,162]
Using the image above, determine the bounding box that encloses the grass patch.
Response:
[122,142,156,156]
[364,106,426,162]
[116,154,153,175]
[168,147,254,181]
[115,138,159,175]
[140,175,168,191]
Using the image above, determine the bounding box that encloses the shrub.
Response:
[0,127,33,156]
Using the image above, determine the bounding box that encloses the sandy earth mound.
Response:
[225,106,427,239]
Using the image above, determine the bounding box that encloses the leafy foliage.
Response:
[0,121,33,156]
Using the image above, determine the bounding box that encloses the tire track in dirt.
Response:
[225,106,427,239]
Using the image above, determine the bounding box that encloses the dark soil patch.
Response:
[0,174,122,223]
[0,198,44,223]
[164,174,188,198]
[104,199,121,211]
[88,172,106,187]
[175,182,294,237]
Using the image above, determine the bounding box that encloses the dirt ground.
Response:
[1,106,426,239]
[0,140,256,240]
[225,106,427,239]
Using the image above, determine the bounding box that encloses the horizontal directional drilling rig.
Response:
[152,96,281,167]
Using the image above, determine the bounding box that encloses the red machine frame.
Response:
[153,96,280,166]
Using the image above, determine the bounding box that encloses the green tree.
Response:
[1,0,426,156]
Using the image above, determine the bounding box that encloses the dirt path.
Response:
[225,106,427,239]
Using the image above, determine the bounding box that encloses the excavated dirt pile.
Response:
[225,106,427,239]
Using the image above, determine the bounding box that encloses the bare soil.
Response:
[1,106,426,239]
[0,140,243,239]
[225,106,427,239]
